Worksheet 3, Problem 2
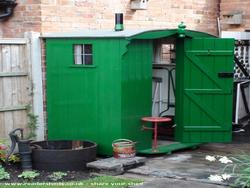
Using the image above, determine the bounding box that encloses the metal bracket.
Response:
[218,72,234,78]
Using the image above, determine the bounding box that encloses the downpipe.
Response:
[0,6,13,19]
[0,0,17,20]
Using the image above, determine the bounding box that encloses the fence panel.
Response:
[0,39,31,139]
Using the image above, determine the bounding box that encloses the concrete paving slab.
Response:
[87,157,146,175]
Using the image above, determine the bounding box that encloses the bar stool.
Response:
[141,116,172,152]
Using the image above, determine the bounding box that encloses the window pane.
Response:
[84,44,92,54]
[74,45,83,65]
[73,44,93,65]
[84,55,92,65]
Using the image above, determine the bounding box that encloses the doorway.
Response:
[148,36,234,150]
[152,37,176,141]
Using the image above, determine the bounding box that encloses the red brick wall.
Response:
[41,0,219,35]
[0,0,220,37]
[0,0,41,37]
[41,39,47,138]
[220,0,250,31]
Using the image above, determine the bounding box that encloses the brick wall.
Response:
[0,0,219,37]
[0,0,41,37]
[40,39,47,138]
[40,0,219,35]
[220,0,250,31]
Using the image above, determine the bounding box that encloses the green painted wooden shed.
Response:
[43,27,234,155]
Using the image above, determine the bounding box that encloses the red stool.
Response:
[141,117,172,152]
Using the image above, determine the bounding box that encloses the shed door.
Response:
[175,38,234,143]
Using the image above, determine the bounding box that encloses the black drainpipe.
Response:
[0,0,17,20]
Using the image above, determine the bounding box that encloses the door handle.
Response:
[218,72,234,78]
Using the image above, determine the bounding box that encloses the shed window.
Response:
[74,44,93,65]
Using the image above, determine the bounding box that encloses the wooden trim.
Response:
[0,105,27,112]
[0,72,28,77]
[0,38,28,44]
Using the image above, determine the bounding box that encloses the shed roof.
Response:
[42,29,216,39]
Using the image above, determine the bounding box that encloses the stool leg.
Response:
[159,83,162,116]
[153,122,158,151]
[152,83,159,116]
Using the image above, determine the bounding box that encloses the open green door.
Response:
[175,38,234,143]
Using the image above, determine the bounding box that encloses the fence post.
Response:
[25,32,45,141]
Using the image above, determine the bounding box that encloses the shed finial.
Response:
[178,22,186,38]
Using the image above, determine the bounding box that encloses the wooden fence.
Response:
[0,39,32,139]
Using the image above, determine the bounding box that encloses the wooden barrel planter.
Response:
[31,140,97,171]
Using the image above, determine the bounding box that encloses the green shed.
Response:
[43,27,234,155]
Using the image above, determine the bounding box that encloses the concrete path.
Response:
[131,178,227,188]
[127,152,227,184]
[116,143,250,187]
[120,143,250,187]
